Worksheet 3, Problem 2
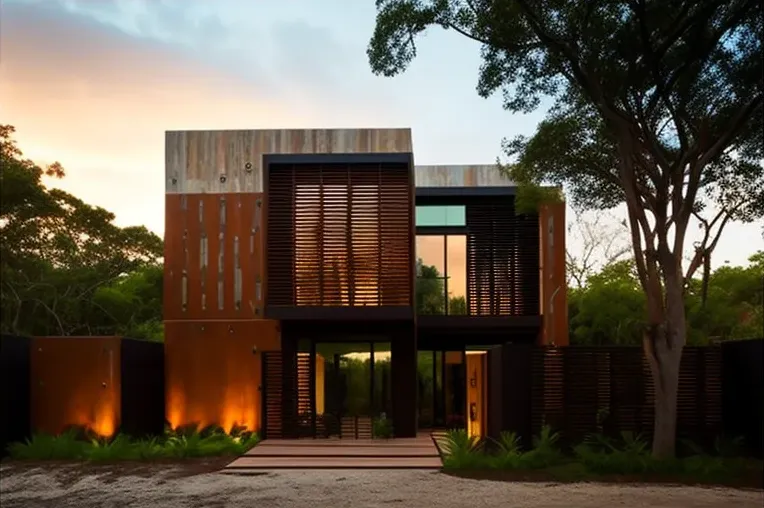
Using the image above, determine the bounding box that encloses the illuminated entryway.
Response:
[296,340,392,438]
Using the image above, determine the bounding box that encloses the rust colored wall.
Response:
[539,203,568,346]
[31,337,122,437]
[164,193,265,321]
[165,320,280,433]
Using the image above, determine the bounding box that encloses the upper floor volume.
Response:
[163,128,555,323]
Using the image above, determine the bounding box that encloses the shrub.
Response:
[7,428,260,462]
[372,414,393,439]
[488,431,523,469]
[521,425,564,469]
[7,430,88,460]
[441,429,487,469]
[86,434,140,462]
[574,431,652,475]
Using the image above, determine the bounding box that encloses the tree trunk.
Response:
[643,274,687,459]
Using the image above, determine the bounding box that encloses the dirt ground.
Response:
[1,461,762,508]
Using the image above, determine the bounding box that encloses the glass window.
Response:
[446,235,467,315]
[416,205,466,227]
[416,236,446,315]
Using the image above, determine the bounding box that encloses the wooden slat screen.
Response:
[522,346,722,448]
[262,352,283,439]
[466,199,539,316]
[297,353,312,437]
[267,162,412,307]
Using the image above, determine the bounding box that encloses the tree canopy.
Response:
[0,125,163,339]
[368,0,762,457]
[570,252,763,346]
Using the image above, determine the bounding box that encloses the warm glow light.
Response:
[167,387,186,431]
[92,410,117,437]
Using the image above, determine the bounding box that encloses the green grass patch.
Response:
[6,424,260,462]
[439,427,763,489]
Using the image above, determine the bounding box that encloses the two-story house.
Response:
[163,128,567,440]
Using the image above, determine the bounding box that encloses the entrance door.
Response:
[300,341,392,438]
[418,350,467,430]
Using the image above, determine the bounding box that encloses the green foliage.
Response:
[521,426,564,469]
[7,429,260,462]
[0,125,163,339]
[574,432,652,474]
[570,252,763,345]
[573,432,754,481]
[416,258,445,314]
[487,431,523,469]
[442,426,562,470]
[416,258,468,315]
[441,429,486,469]
[7,429,88,460]
[369,1,762,458]
[441,427,759,484]
[372,414,394,439]
[569,260,646,345]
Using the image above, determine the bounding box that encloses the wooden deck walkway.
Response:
[224,433,443,472]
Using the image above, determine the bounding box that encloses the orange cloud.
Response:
[0,3,395,235]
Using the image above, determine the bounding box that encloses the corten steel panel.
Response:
[414,164,516,187]
[31,336,122,437]
[165,129,414,194]
[164,195,185,319]
[466,198,540,316]
[266,158,414,315]
[1,335,31,456]
[164,320,280,433]
[539,203,568,345]
[164,193,265,321]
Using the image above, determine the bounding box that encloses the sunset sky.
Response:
[2,0,761,273]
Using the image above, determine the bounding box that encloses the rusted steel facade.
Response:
[164,320,279,433]
[164,193,265,320]
[164,129,416,435]
[164,131,567,439]
[30,336,164,438]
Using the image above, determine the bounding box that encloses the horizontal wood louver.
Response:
[263,352,283,439]
[296,353,313,437]
[466,199,539,316]
[267,162,412,308]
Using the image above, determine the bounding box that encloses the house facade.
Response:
[163,128,567,439]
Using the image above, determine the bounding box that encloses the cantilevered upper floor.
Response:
[162,129,566,343]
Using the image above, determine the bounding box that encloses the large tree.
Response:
[0,125,163,338]
[368,0,763,457]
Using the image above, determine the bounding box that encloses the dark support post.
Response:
[391,323,418,437]
[281,335,298,438]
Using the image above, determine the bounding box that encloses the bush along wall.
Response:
[5,423,260,462]
[438,427,763,489]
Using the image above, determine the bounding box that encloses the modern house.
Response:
[163,128,567,440]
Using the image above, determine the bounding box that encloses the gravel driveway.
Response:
[1,463,762,508]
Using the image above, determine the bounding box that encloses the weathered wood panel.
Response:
[414,165,515,187]
[164,193,265,321]
[166,129,413,194]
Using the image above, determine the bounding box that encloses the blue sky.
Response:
[1,0,761,269]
